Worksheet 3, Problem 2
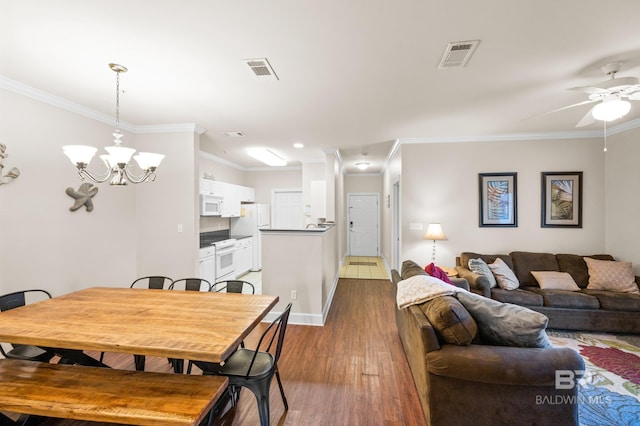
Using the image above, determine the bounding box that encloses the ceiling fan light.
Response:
[592,99,631,121]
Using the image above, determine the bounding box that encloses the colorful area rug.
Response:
[548,331,640,426]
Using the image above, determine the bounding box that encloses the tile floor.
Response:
[339,256,389,279]
[235,271,263,294]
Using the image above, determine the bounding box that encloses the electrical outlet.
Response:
[291,290,297,300]
[409,223,423,230]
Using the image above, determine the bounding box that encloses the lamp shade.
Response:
[592,98,631,121]
[63,145,97,165]
[424,223,447,241]
[134,152,165,170]
[105,146,135,165]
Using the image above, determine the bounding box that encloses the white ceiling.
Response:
[3,0,640,173]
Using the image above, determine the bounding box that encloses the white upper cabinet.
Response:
[199,179,255,217]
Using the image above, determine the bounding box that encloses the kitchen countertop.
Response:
[260,224,334,233]
[199,230,252,248]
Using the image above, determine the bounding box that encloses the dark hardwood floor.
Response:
[10,278,427,426]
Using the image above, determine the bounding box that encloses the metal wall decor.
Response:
[66,183,99,212]
[0,144,20,185]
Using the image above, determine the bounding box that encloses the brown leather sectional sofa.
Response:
[392,261,584,425]
[455,251,640,333]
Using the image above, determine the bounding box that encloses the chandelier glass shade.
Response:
[592,97,631,122]
[63,64,164,185]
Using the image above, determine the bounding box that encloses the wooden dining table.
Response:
[0,286,279,364]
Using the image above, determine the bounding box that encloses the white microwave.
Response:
[200,194,224,216]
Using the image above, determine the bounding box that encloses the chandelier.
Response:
[63,64,164,185]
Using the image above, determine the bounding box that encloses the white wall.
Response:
[398,137,606,268]
[244,169,302,204]
[605,126,640,274]
[0,89,202,295]
[1,90,137,296]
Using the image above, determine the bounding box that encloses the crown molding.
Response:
[1,75,205,135]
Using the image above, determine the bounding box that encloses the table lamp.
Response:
[424,223,447,263]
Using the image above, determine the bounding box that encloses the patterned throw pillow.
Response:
[584,257,640,294]
[468,258,497,288]
[488,257,520,290]
[530,271,581,291]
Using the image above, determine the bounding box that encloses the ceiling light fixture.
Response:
[355,162,370,170]
[293,143,304,148]
[63,64,164,185]
[248,148,287,167]
[592,96,631,121]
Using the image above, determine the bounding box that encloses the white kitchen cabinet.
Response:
[202,181,254,218]
[235,237,253,277]
[199,246,216,284]
[240,186,255,202]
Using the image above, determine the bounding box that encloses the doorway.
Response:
[272,189,303,229]
[347,193,379,256]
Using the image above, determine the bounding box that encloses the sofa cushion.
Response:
[401,260,428,280]
[421,296,477,345]
[556,254,614,288]
[539,289,600,309]
[468,258,497,288]
[509,252,559,287]
[456,291,552,348]
[491,287,543,306]
[488,258,520,290]
[460,252,513,271]
[581,289,640,311]
[584,257,640,294]
[530,271,580,291]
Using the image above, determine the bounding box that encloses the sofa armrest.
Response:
[455,266,491,297]
[449,277,470,291]
[427,344,584,386]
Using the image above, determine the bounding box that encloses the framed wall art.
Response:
[478,172,517,227]
[541,171,582,228]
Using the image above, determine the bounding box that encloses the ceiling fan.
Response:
[548,62,640,127]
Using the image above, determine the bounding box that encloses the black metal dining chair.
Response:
[168,278,212,292]
[193,303,292,426]
[0,289,56,363]
[186,280,256,374]
[211,280,255,294]
[130,275,173,290]
[102,276,174,370]
[167,278,212,373]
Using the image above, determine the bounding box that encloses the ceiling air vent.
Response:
[438,40,480,69]
[245,58,279,80]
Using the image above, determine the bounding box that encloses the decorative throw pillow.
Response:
[488,257,520,290]
[422,296,477,345]
[468,258,497,288]
[584,257,640,294]
[530,271,581,291]
[456,291,552,348]
[425,262,453,284]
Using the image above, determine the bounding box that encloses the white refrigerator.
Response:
[231,204,270,271]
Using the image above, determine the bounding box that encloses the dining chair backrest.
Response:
[169,278,212,292]
[247,302,292,376]
[130,276,173,290]
[211,280,255,294]
[0,289,52,312]
[0,289,54,362]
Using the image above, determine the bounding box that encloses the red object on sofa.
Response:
[425,263,454,285]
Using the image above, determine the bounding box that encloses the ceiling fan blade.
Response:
[543,99,597,116]
[628,91,640,100]
[567,86,609,95]
[576,107,596,128]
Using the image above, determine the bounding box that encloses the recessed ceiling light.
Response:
[223,131,246,137]
[247,148,287,167]
[293,143,304,148]
[355,162,370,170]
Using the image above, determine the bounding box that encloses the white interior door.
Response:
[272,189,303,229]
[348,193,379,256]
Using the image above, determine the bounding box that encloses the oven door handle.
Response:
[216,247,236,256]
